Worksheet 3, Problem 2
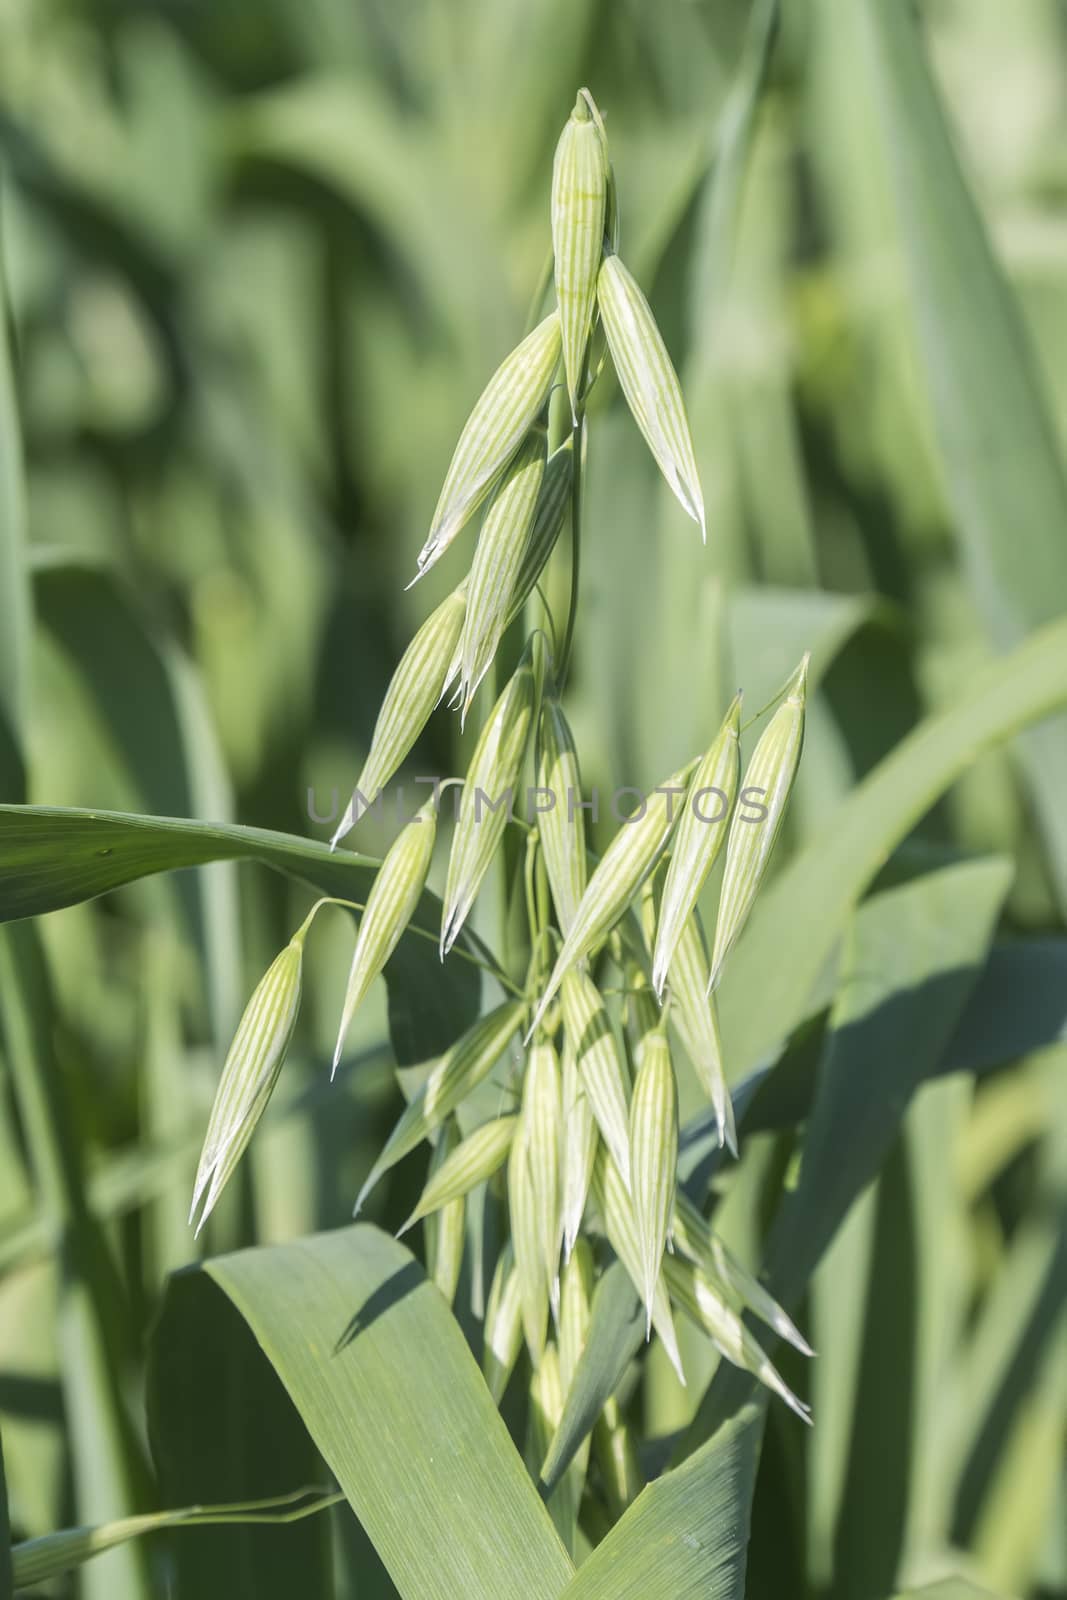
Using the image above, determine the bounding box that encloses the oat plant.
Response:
[7,9,1067,1595]
[189,88,814,1517]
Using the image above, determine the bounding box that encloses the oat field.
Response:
[1,4,1067,1598]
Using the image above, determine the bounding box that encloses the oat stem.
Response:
[525,245,555,337]
[305,894,522,997]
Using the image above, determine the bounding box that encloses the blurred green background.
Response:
[2,1,1067,1596]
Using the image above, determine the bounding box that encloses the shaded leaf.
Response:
[0,234,29,784]
[0,1426,12,1600]
[856,0,1067,915]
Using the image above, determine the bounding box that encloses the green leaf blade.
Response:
[152,1226,574,1600]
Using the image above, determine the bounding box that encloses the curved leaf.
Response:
[0,804,479,1065]
[149,1225,574,1600]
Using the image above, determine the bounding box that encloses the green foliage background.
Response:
[1,1,1066,1597]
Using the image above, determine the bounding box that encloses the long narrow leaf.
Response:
[856,0,1067,916]
[150,1226,574,1600]
[0,803,480,1066]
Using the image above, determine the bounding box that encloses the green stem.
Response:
[295,895,524,999]
[524,246,554,336]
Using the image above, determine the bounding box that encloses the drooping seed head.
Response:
[527,759,694,1037]
[331,587,466,845]
[190,935,304,1233]
[708,655,808,992]
[591,1145,684,1384]
[332,799,437,1075]
[536,687,587,938]
[457,426,547,721]
[653,693,741,997]
[597,251,705,536]
[354,999,524,1214]
[399,1114,517,1235]
[663,1252,811,1423]
[552,89,609,422]
[628,1026,678,1335]
[441,635,543,957]
[415,312,561,579]
[560,968,632,1186]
